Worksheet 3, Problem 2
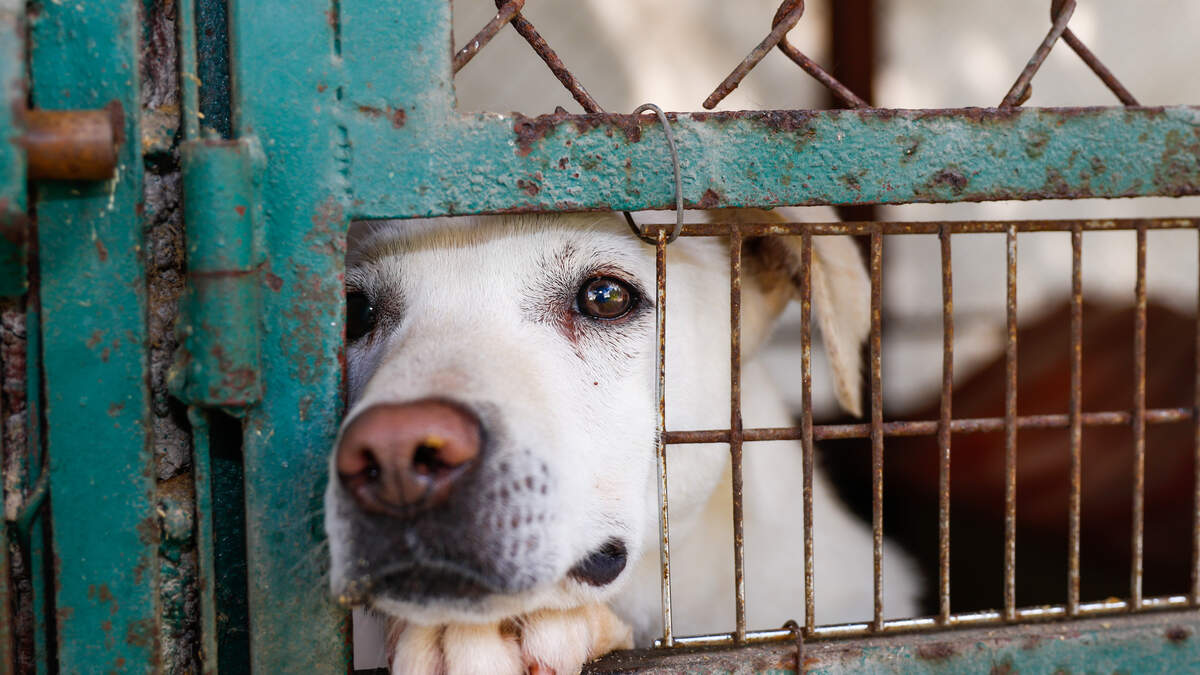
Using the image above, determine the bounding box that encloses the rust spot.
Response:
[989,660,1016,675]
[107,401,124,417]
[317,82,327,93]
[1167,626,1191,643]
[357,105,406,129]
[754,109,817,134]
[558,157,568,170]
[235,205,246,217]
[516,178,540,196]
[135,516,158,547]
[916,642,957,661]
[696,188,722,209]
[513,108,570,157]
[266,271,283,291]
[86,329,104,349]
[124,617,155,648]
[95,237,108,262]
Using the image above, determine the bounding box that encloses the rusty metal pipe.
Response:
[20,102,124,181]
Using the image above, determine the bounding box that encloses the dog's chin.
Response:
[358,542,633,626]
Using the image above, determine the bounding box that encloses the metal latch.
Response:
[16,102,125,181]
[169,137,264,411]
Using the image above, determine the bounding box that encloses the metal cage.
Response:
[2,0,1199,672]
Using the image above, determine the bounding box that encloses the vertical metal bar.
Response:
[654,231,674,646]
[938,226,954,624]
[729,226,747,643]
[1131,225,1148,610]
[176,0,200,140]
[1004,225,1019,621]
[30,1,159,670]
[1068,225,1083,616]
[187,409,219,674]
[800,233,816,634]
[232,0,355,668]
[870,230,884,631]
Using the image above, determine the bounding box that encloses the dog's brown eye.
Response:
[577,277,636,320]
[346,291,377,341]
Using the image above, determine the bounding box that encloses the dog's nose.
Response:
[336,400,481,512]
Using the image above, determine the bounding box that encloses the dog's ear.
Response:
[722,209,870,417]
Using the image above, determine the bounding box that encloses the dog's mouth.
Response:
[339,561,500,606]
[567,538,628,587]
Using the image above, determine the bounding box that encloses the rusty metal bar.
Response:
[870,230,884,631]
[938,225,953,624]
[775,42,868,110]
[18,103,125,181]
[452,0,525,74]
[1131,225,1148,610]
[1060,28,1138,106]
[1000,0,1075,107]
[659,594,1195,648]
[703,0,805,110]
[800,233,816,634]
[498,0,603,113]
[663,408,1195,445]
[1004,225,1019,621]
[654,231,673,646]
[729,226,747,643]
[704,0,866,110]
[1068,224,1083,617]
[640,218,1200,239]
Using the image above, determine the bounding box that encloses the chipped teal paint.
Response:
[346,106,1200,219]
[29,0,157,672]
[227,0,351,669]
[0,0,27,296]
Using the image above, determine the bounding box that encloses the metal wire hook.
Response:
[624,103,683,245]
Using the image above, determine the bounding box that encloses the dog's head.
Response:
[324,211,868,625]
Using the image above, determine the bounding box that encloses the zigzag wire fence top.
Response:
[448,0,1194,648]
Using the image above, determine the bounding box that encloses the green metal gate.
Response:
[2,0,1200,672]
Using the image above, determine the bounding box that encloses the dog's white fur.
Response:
[326,208,919,672]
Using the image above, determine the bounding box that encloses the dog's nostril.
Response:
[567,538,628,587]
[412,437,450,475]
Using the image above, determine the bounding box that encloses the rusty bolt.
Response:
[18,101,125,181]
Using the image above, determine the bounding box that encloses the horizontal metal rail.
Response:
[664,407,1196,444]
[346,107,1200,219]
[659,594,1195,648]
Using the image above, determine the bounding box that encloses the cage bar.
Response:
[654,232,674,646]
[729,226,748,642]
[1068,225,1084,617]
[800,233,816,635]
[1131,225,1148,609]
[1004,225,1019,621]
[938,225,953,624]
[870,231,885,630]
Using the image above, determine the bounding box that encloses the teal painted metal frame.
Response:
[28,1,158,672]
[220,0,1200,671]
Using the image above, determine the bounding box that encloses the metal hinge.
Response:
[169,137,264,411]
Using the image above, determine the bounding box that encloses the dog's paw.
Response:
[387,604,633,675]
[520,604,634,674]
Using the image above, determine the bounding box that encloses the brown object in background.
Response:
[821,301,1196,614]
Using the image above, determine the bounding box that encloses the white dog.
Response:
[324,208,920,673]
